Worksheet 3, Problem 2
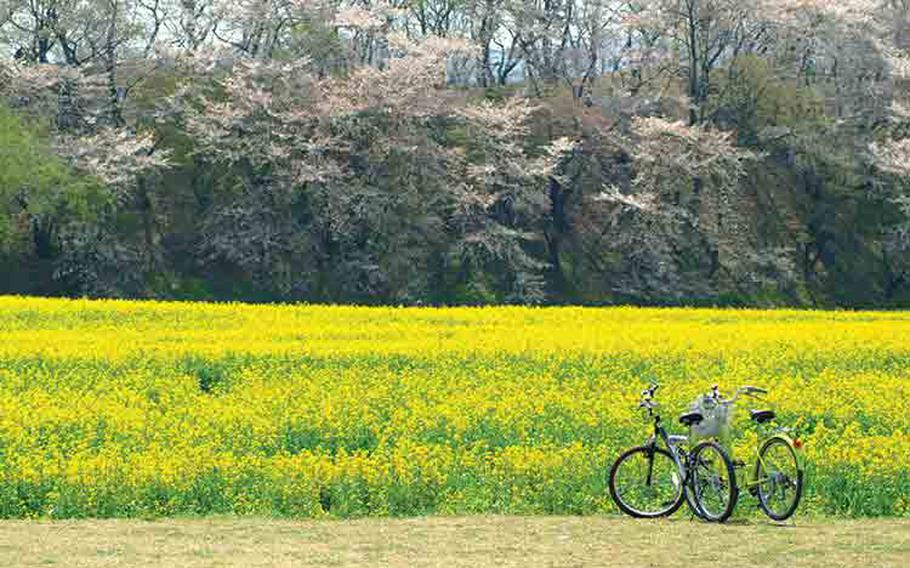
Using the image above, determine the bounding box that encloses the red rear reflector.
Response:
[793,439,803,449]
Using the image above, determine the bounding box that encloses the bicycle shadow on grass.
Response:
[659,517,801,529]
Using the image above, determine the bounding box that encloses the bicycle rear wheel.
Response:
[756,436,803,521]
[690,440,738,522]
[609,446,685,518]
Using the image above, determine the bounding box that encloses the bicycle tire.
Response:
[609,446,685,518]
[755,436,804,521]
[689,440,739,522]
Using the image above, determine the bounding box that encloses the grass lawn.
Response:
[1,516,907,567]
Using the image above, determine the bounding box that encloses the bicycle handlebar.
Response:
[713,385,768,404]
[638,383,660,416]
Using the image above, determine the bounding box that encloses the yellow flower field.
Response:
[0,296,907,518]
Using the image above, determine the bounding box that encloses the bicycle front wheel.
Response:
[690,440,738,522]
[609,446,685,518]
[756,436,803,521]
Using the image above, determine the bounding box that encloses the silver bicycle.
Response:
[609,384,738,522]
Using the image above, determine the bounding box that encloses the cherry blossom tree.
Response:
[173,12,572,300]
[3,0,910,303]
[1,59,169,291]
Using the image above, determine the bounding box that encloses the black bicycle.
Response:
[609,384,738,522]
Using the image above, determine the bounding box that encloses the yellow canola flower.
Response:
[0,296,907,518]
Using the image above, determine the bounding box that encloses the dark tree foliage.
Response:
[1,1,910,307]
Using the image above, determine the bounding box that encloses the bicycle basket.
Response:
[688,394,732,439]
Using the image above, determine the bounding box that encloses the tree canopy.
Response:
[1,1,909,306]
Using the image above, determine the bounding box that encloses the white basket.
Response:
[688,395,732,439]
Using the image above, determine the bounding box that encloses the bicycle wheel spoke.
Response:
[611,448,683,517]
[757,439,801,520]
[691,442,735,522]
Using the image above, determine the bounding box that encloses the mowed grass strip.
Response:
[0,517,907,568]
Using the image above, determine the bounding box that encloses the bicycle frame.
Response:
[643,412,690,487]
[712,386,805,495]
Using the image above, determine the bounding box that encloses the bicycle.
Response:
[608,383,738,522]
[703,385,805,521]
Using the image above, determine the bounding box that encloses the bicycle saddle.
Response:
[750,409,775,424]
[679,411,704,426]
